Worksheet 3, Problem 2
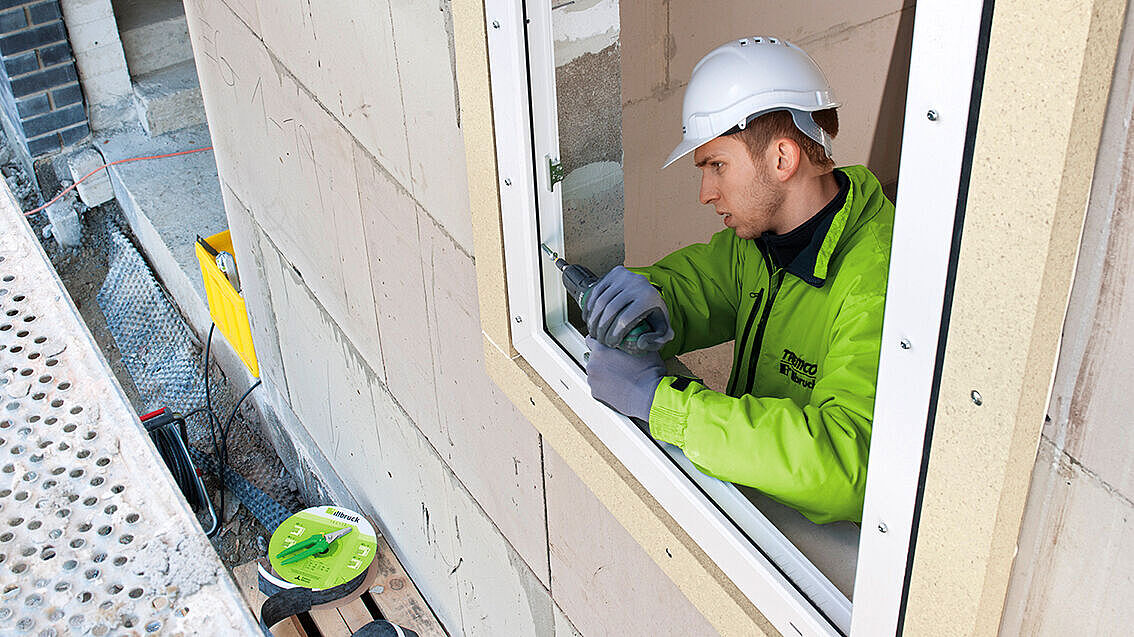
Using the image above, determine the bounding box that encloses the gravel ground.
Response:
[9,139,302,573]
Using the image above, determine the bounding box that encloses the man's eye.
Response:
[712,162,724,172]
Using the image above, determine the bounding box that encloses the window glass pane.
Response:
[551,0,624,333]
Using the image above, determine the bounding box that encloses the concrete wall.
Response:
[1000,5,1134,633]
[59,0,131,131]
[183,0,711,634]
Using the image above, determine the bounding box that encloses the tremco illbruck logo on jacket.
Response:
[779,348,816,389]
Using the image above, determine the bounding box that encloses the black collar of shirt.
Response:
[758,168,849,288]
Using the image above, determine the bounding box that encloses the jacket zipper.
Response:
[743,267,784,395]
[727,288,763,396]
[729,244,784,396]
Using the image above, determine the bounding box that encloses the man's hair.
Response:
[733,108,839,171]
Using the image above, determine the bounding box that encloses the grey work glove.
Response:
[583,266,674,353]
[585,336,665,422]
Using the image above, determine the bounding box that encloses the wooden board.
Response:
[369,536,447,637]
[335,597,377,632]
[233,535,446,637]
[232,562,307,637]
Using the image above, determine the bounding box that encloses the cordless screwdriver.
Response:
[541,244,652,354]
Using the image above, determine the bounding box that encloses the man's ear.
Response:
[772,138,801,182]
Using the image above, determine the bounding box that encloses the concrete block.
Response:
[554,602,582,637]
[71,40,130,80]
[59,0,114,27]
[448,464,554,637]
[218,0,258,35]
[59,11,117,53]
[120,11,192,76]
[133,59,206,136]
[220,183,289,395]
[544,447,717,637]
[86,95,133,131]
[75,65,131,99]
[44,190,81,247]
[186,0,383,371]
[420,217,550,587]
[389,0,474,253]
[185,0,276,203]
[255,0,411,188]
[268,246,373,459]
[1001,439,1134,635]
[343,373,465,633]
[259,238,554,635]
[354,142,440,436]
[66,147,113,206]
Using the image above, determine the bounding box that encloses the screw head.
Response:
[878,522,888,533]
[514,316,522,323]
[971,390,983,406]
[899,338,912,350]
[492,20,501,29]
[503,178,512,186]
[927,109,939,121]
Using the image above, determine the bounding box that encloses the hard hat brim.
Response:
[662,136,708,169]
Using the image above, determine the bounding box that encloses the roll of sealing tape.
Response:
[268,506,378,590]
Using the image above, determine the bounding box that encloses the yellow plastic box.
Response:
[196,230,259,377]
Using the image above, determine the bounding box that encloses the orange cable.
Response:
[23,146,215,218]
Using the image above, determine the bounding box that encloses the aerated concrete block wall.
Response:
[183,1,713,634]
[0,0,88,156]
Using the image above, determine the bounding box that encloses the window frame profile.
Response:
[482,1,993,634]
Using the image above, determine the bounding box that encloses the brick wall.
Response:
[0,0,88,156]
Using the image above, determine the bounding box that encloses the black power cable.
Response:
[142,409,218,536]
[203,323,261,534]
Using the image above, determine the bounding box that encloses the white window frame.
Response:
[484,1,990,634]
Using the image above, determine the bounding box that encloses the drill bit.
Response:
[541,243,568,271]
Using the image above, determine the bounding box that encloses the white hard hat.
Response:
[663,37,839,168]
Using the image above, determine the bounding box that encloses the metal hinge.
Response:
[546,155,565,191]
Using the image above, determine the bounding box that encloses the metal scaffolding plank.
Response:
[0,187,260,635]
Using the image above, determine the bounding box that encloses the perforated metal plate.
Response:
[0,189,259,635]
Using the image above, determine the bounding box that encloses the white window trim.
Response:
[484,1,989,634]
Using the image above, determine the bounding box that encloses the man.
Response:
[584,38,894,525]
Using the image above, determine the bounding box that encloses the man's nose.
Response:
[699,175,718,205]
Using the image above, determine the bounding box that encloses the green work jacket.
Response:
[634,165,893,524]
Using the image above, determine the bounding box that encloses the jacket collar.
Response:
[760,168,851,288]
